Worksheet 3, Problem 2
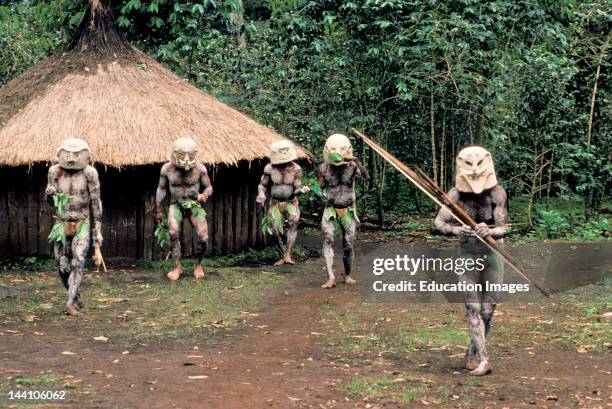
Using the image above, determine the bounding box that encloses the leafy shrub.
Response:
[536,210,569,239]
[571,217,610,240]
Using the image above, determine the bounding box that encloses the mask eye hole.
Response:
[465,160,472,166]
[477,159,483,166]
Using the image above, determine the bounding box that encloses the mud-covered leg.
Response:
[54,241,71,290]
[282,204,300,265]
[458,269,481,371]
[466,301,491,375]
[321,216,336,288]
[191,213,208,279]
[66,227,89,315]
[271,209,287,266]
[481,303,496,336]
[481,254,503,336]
[167,205,183,281]
[465,342,478,370]
[341,218,356,284]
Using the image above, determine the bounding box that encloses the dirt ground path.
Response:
[1,240,610,409]
[2,257,371,409]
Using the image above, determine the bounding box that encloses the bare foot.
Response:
[193,264,205,279]
[66,303,80,316]
[344,276,357,284]
[273,258,285,266]
[167,265,182,281]
[321,278,336,289]
[283,256,295,265]
[470,361,492,376]
[465,353,478,370]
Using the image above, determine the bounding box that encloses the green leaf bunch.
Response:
[76,222,88,239]
[327,152,343,162]
[178,198,207,219]
[261,214,275,236]
[48,220,66,246]
[53,192,72,215]
[323,207,359,230]
[154,219,171,248]
[261,203,294,236]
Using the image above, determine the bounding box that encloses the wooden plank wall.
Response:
[0,161,266,259]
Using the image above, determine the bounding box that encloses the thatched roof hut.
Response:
[0,0,309,258]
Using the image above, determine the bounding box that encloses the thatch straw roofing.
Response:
[0,0,309,168]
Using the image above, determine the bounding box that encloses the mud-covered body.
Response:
[317,159,369,286]
[156,162,213,271]
[45,160,103,314]
[434,183,509,376]
[257,161,307,265]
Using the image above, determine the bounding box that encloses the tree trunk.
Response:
[440,108,446,190]
[234,0,246,46]
[546,151,554,205]
[430,87,438,185]
[587,41,607,146]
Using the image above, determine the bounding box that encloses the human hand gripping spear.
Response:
[351,128,550,297]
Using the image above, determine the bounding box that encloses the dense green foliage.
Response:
[1,0,610,229]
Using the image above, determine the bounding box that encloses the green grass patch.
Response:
[346,376,395,399]
[12,374,57,386]
[0,265,291,346]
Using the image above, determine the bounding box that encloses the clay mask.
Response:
[57,138,91,170]
[323,133,353,166]
[455,146,497,194]
[171,137,198,171]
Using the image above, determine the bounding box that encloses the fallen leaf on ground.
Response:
[94,336,109,342]
[62,351,76,355]
[188,375,208,379]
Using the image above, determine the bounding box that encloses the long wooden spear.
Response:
[352,128,550,297]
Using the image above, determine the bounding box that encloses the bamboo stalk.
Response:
[352,128,550,297]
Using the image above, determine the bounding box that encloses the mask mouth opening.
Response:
[467,169,485,180]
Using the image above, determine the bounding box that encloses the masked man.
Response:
[46,138,103,315]
[434,146,508,376]
[156,137,213,281]
[318,134,369,289]
[256,141,309,266]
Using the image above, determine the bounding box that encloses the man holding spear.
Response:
[351,128,548,376]
[433,146,507,376]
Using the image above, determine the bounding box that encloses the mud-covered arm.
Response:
[198,165,213,203]
[86,167,103,246]
[352,158,370,180]
[256,166,271,204]
[434,188,467,236]
[488,186,508,240]
[45,166,59,206]
[293,164,310,196]
[317,163,327,189]
[156,166,168,218]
